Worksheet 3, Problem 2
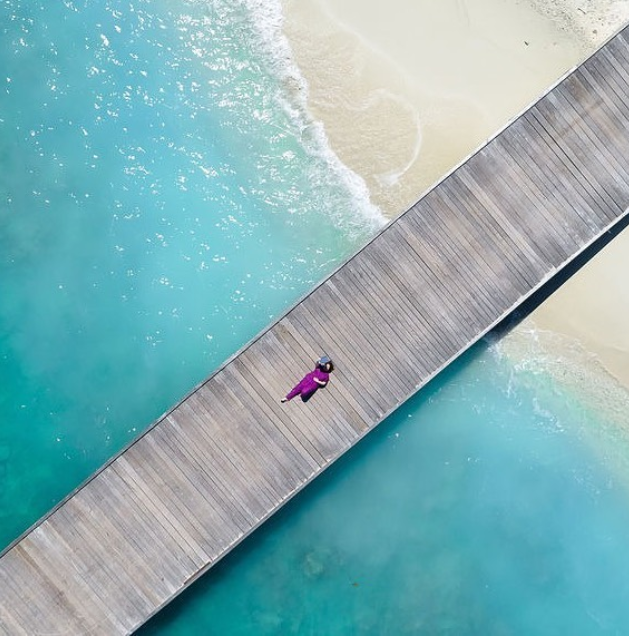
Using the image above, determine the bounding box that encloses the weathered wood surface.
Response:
[2,24,629,637]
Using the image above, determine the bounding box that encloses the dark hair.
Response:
[317,359,334,373]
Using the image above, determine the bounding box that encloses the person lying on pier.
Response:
[280,356,335,403]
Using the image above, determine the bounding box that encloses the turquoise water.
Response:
[2,0,629,635]
[0,0,380,545]
[140,341,629,635]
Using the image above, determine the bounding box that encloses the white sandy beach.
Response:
[281,0,629,389]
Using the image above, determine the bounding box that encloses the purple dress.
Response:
[285,368,330,402]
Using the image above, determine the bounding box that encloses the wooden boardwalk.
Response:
[2,24,629,637]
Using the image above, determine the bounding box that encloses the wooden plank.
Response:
[494,119,601,241]
[113,447,213,564]
[448,164,555,274]
[595,50,629,109]
[524,107,622,220]
[278,312,381,426]
[162,413,254,540]
[306,273,414,401]
[42,510,133,632]
[163,410,258,545]
[578,59,629,151]
[32,519,157,632]
[457,151,564,267]
[322,263,429,389]
[395,209,501,326]
[403,194,519,319]
[219,350,330,466]
[0,542,102,636]
[459,153,562,268]
[3,550,68,634]
[78,470,194,591]
[439,175,544,293]
[254,333,359,449]
[603,35,629,90]
[481,138,579,261]
[288,302,390,417]
[91,465,200,586]
[265,325,372,434]
[197,365,300,499]
[402,197,515,323]
[49,498,150,629]
[511,114,611,237]
[366,231,467,359]
[214,361,317,485]
[192,374,296,499]
[561,71,629,190]
[70,480,190,603]
[331,244,445,374]
[547,87,629,214]
[361,229,462,344]
[179,388,280,519]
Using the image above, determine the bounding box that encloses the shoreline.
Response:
[280,0,629,394]
[280,0,595,218]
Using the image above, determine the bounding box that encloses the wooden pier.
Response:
[2,24,629,636]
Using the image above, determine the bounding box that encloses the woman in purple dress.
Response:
[280,356,335,403]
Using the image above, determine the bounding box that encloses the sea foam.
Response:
[240,0,387,233]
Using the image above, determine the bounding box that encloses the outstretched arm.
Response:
[313,376,328,387]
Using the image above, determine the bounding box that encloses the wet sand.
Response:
[280,0,629,390]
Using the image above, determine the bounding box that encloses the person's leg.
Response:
[281,382,303,402]
[300,388,317,402]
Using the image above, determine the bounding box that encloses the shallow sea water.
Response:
[142,339,629,635]
[0,0,379,544]
[2,0,629,635]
